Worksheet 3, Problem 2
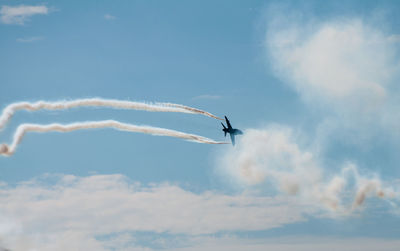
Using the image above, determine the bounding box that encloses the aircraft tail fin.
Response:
[221,122,227,137]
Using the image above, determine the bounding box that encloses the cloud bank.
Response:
[0,174,313,250]
[0,173,398,250]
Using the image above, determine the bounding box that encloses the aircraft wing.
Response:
[225,116,232,129]
[230,133,235,146]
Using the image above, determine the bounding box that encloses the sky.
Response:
[1,0,400,250]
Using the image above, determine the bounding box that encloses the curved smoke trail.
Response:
[0,120,227,156]
[0,98,223,131]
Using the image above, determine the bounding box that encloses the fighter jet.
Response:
[221,116,243,146]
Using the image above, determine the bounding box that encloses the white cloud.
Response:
[264,9,400,172]
[266,17,400,117]
[16,36,44,43]
[0,174,312,250]
[2,172,395,250]
[104,14,116,20]
[0,5,49,25]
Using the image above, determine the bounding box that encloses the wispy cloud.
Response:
[0,174,313,250]
[0,5,49,25]
[16,36,44,43]
[192,94,222,100]
[104,14,116,20]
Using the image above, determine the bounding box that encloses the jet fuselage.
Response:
[221,116,242,145]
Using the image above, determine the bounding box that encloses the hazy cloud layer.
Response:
[0,5,48,25]
[0,174,314,250]
[173,236,400,251]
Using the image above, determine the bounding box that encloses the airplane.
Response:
[221,116,243,146]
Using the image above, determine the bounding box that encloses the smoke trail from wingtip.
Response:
[162,103,224,121]
[0,98,223,131]
[0,120,227,156]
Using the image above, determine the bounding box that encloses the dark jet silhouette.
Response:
[221,116,243,146]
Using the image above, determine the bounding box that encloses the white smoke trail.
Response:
[217,127,399,213]
[162,103,222,120]
[0,98,223,131]
[0,120,227,156]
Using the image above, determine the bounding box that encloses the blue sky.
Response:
[1,0,400,250]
